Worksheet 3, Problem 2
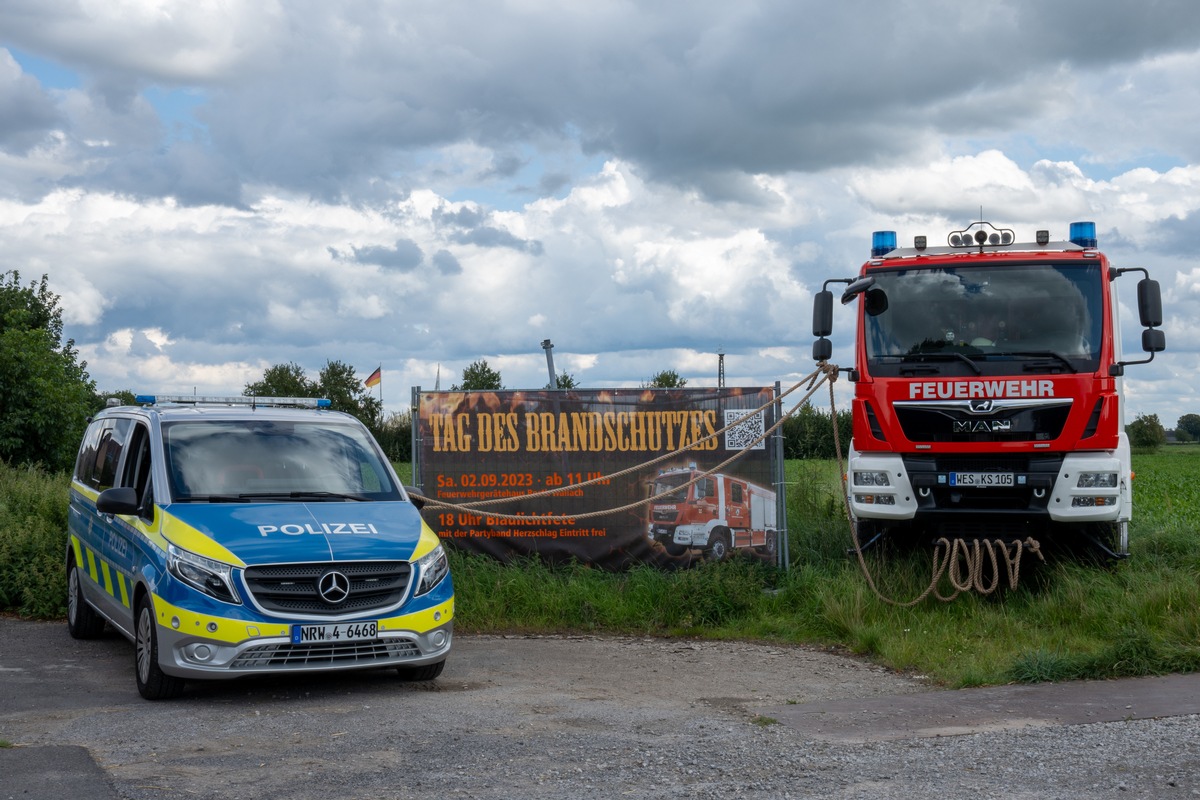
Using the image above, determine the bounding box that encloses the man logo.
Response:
[954,420,1012,433]
[969,399,995,414]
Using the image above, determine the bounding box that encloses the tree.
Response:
[0,271,96,471]
[547,371,577,390]
[1127,413,1166,450]
[244,360,381,429]
[643,369,687,389]
[244,362,314,397]
[318,359,382,426]
[1177,414,1200,442]
[452,359,503,390]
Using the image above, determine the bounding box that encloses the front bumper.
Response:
[153,595,454,680]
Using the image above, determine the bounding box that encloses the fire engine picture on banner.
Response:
[414,387,783,569]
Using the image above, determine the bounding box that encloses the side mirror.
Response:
[96,486,139,515]
[1137,278,1162,327]
[812,290,833,337]
[1143,328,1166,354]
[812,337,832,361]
[404,485,426,510]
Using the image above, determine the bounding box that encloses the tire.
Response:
[763,531,778,558]
[662,541,688,557]
[134,595,185,700]
[707,530,730,562]
[397,660,446,681]
[67,556,107,640]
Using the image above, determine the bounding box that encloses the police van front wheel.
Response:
[396,660,446,681]
[134,596,185,700]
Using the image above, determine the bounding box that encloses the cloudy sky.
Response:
[2,1,1198,425]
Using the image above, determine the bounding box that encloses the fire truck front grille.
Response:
[895,403,1071,443]
[652,510,678,522]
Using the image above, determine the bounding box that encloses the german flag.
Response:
[364,366,382,388]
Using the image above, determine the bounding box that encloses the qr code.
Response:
[724,409,765,451]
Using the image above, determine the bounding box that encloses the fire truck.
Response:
[812,221,1165,556]
[647,465,778,560]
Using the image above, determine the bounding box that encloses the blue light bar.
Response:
[1069,221,1097,248]
[871,230,898,257]
[133,395,332,408]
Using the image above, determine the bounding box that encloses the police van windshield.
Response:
[862,262,1104,376]
[163,420,403,502]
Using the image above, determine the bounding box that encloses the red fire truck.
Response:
[812,221,1165,556]
[647,465,778,560]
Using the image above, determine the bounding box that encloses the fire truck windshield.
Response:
[862,262,1104,375]
[652,473,693,503]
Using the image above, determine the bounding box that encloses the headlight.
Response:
[1077,472,1119,489]
[167,544,241,604]
[854,471,891,487]
[414,544,449,597]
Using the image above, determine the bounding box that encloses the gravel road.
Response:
[2,617,1199,799]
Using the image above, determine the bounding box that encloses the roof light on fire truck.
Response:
[1036,229,1050,245]
[1069,221,1098,248]
[871,230,897,257]
[914,235,927,251]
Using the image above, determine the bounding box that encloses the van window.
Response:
[77,418,134,491]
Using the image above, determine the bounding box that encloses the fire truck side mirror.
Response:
[1137,278,1162,328]
[1143,328,1166,354]
[813,290,833,337]
[812,337,832,361]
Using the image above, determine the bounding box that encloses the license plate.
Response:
[950,472,1014,488]
[291,621,378,644]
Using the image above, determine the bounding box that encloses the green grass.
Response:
[5,446,1200,688]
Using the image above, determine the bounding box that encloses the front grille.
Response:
[895,403,1071,443]
[652,509,678,522]
[242,561,411,617]
[230,638,422,669]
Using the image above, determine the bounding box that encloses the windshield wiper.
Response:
[1006,350,1078,373]
[178,491,369,503]
[896,351,983,375]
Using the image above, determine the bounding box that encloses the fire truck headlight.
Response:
[1076,472,1118,489]
[854,471,891,487]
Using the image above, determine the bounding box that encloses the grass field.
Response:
[442,447,1200,686]
[3,447,1198,688]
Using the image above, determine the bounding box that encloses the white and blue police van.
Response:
[66,395,453,699]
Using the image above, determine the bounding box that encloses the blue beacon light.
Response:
[871,230,898,258]
[1069,221,1098,248]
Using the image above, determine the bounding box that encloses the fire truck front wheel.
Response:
[707,529,731,561]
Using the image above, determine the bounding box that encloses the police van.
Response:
[66,395,453,700]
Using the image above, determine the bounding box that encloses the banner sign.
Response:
[414,387,782,569]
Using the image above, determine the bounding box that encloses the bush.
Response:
[0,461,68,617]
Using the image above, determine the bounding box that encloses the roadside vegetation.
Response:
[4,448,1198,688]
